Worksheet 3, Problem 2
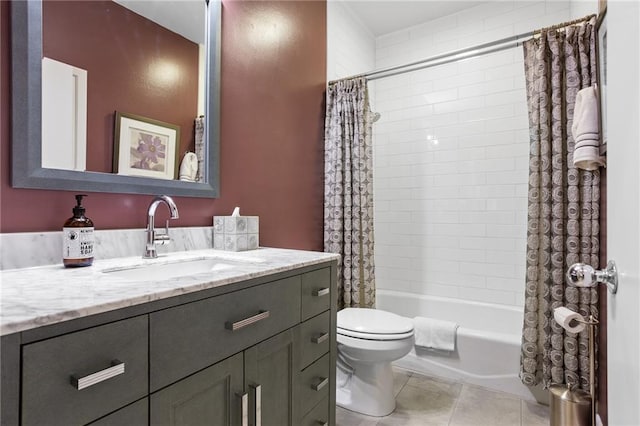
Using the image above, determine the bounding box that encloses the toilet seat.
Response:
[337,327,414,341]
[337,308,414,341]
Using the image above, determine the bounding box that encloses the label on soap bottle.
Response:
[63,227,95,259]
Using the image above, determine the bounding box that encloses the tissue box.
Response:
[213,215,259,251]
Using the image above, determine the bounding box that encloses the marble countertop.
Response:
[0,248,339,336]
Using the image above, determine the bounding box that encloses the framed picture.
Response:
[596,11,607,150]
[114,112,180,180]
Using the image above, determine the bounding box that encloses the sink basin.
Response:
[103,257,247,281]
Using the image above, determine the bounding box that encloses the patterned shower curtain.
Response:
[324,78,376,310]
[194,116,205,183]
[519,17,600,391]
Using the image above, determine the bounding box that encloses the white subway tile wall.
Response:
[372,1,581,307]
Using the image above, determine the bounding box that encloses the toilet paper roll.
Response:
[553,307,586,333]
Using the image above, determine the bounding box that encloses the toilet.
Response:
[336,308,414,417]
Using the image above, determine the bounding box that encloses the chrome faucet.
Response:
[143,195,179,259]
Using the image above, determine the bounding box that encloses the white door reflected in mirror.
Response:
[41,57,87,171]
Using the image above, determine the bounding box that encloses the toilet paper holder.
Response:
[552,309,599,426]
[566,260,618,294]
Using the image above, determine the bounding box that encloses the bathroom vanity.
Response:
[0,248,338,426]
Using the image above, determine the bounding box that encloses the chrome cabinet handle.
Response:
[250,384,262,426]
[225,311,270,331]
[311,333,329,344]
[311,377,328,391]
[238,392,248,426]
[312,288,330,297]
[70,360,125,390]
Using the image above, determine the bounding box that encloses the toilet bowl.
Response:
[336,308,414,417]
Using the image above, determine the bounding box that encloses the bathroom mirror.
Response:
[11,0,220,197]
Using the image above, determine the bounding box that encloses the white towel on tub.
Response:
[413,317,459,351]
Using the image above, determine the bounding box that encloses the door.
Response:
[244,328,300,426]
[606,1,640,425]
[150,352,244,426]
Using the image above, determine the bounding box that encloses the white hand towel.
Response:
[571,86,605,170]
[413,317,459,351]
[179,152,198,182]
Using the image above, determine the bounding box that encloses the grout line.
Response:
[393,368,413,398]
[447,383,466,426]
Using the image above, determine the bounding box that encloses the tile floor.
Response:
[336,369,550,426]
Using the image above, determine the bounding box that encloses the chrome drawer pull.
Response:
[311,333,329,344]
[238,392,248,426]
[312,288,330,297]
[311,377,328,391]
[250,384,262,426]
[225,311,270,331]
[70,360,125,390]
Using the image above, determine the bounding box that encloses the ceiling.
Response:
[114,0,206,44]
[342,1,487,36]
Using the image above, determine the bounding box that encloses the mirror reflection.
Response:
[41,0,206,183]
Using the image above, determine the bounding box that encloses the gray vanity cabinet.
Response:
[21,316,148,426]
[0,261,337,426]
[149,269,331,426]
[149,276,302,392]
[150,326,303,426]
[89,399,149,425]
[150,353,244,425]
[244,328,299,426]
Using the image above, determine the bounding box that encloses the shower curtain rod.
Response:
[328,14,595,84]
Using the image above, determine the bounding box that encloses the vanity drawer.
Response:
[300,311,331,368]
[88,398,148,426]
[150,276,301,391]
[301,268,331,321]
[301,397,329,426]
[21,316,148,426]
[298,353,331,416]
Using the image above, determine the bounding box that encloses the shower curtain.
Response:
[324,78,376,310]
[520,17,600,391]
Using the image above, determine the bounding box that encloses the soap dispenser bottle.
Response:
[63,194,95,267]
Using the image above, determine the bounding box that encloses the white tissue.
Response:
[232,207,240,217]
[553,307,586,333]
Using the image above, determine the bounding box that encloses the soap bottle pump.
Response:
[63,194,95,267]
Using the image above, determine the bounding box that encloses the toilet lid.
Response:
[337,308,414,335]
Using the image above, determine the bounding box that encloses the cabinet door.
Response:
[88,398,148,425]
[244,328,300,426]
[150,352,244,426]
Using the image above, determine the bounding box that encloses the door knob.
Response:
[566,260,618,294]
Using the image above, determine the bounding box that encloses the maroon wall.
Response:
[43,0,200,173]
[0,0,327,252]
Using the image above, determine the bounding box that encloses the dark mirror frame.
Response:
[10,0,220,198]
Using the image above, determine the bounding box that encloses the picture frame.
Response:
[596,10,607,150]
[114,112,181,180]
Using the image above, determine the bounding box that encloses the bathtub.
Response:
[377,289,546,403]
